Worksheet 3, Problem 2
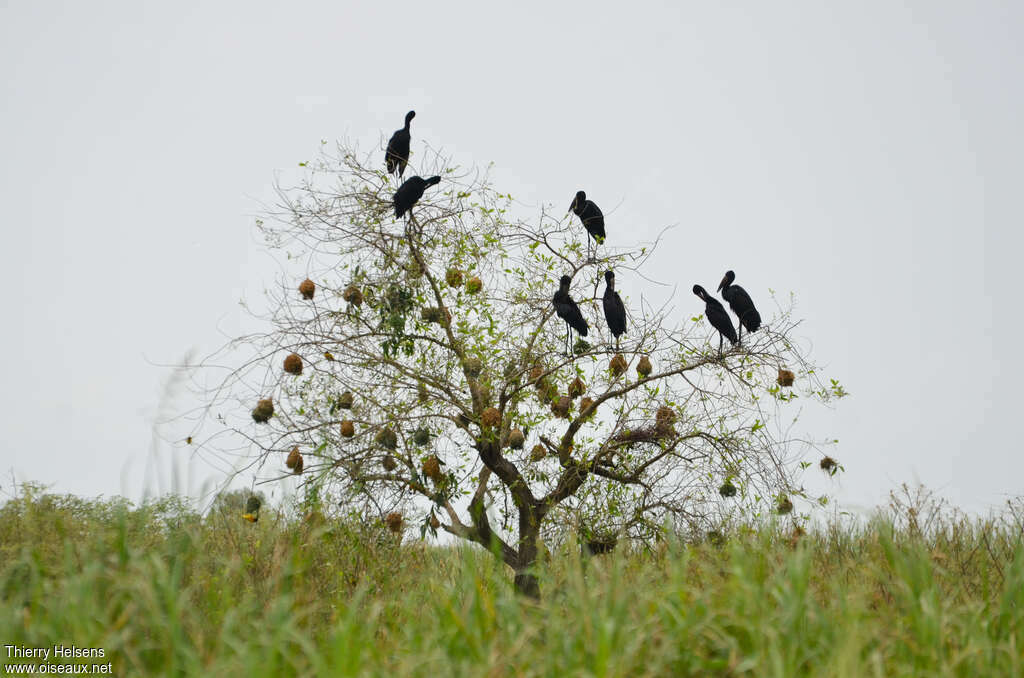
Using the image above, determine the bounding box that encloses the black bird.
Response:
[552,275,589,356]
[693,284,737,356]
[393,175,441,219]
[385,110,416,178]
[570,191,605,261]
[602,270,627,350]
[717,270,761,342]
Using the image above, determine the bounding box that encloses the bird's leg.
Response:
[737,324,742,346]
[718,334,723,359]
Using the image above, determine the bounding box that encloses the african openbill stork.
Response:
[552,275,589,356]
[693,284,737,356]
[385,111,415,178]
[718,270,761,342]
[602,270,626,350]
[570,191,605,262]
[393,175,441,219]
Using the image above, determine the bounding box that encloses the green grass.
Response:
[1,484,1022,677]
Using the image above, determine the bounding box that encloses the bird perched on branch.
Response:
[553,275,589,356]
[693,284,737,356]
[242,495,261,523]
[602,270,626,349]
[385,110,415,178]
[570,191,605,261]
[718,270,761,342]
[394,175,441,219]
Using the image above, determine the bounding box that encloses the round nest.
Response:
[283,353,303,376]
[777,497,794,515]
[417,382,429,403]
[529,364,544,384]
[385,512,403,534]
[535,378,558,404]
[422,455,443,483]
[609,353,628,377]
[382,454,397,471]
[299,278,315,300]
[285,446,301,469]
[445,268,464,288]
[292,454,304,475]
[342,284,364,306]
[375,428,398,450]
[465,276,483,294]
[245,495,262,514]
[820,456,838,472]
[429,513,441,529]
[551,396,572,419]
[507,428,525,450]
[481,407,501,429]
[719,481,737,498]
[637,355,653,378]
[413,427,431,446]
[251,398,274,424]
[568,377,586,399]
[777,368,795,387]
[573,338,592,355]
[530,444,547,462]
[579,397,596,421]
[655,406,677,434]
[420,307,445,324]
[339,391,354,409]
[340,420,355,438]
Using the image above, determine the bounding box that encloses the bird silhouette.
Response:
[393,175,441,219]
[693,284,737,356]
[570,191,605,261]
[602,270,626,350]
[718,270,761,342]
[385,110,416,178]
[553,275,589,356]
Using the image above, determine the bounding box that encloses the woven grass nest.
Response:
[445,268,464,288]
[777,368,795,387]
[385,512,403,534]
[251,398,274,424]
[465,276,483,294]
[375,428,398,450]
[719,481,737,498]
[285,447,304,475]
[820,456,838,472]
[283,353,303,375]
[340,420,355,437]
[655,406,676,435]
[507,428,525,450]
[609,353,628,377]
[637,355,652,378]
[339,391,354,409]
[530,444,547,462]
[481,407,501,429]
[568,377,586,399]
[777,497,794,515]
[551,396,572,419]
[422,455,443,483]
[382,454,397,471]
[464,357,483,378]
[342,284,364,307]
[579,397,596,421]
[413,427,431,446]
[298,278,315,300]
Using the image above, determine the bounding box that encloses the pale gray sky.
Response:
[1,1,1020,513]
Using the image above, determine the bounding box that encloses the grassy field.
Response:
[1,484,1021,677]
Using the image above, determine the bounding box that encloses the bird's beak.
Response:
[717,276,727,293]
[568,199,576,213]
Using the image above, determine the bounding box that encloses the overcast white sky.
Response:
[1,1,1020,514]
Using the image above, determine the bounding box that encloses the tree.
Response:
[192,142,845,598]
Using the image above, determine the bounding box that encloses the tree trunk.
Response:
[514,509,541,599]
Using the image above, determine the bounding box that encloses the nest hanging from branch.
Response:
[251,398,274,424]
[422,455,443,483]
[298,279,315,300]
[507,428,525,450]
[342,284,364,306]
[385,512,403,534]
[637,355,652,378]
[777,368,795,387]
[609,353,628,377]
[568,377,586,399]
[283,353,303,375]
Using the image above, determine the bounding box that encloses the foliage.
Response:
[1,485,1023,676]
